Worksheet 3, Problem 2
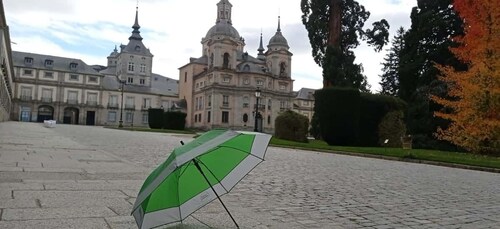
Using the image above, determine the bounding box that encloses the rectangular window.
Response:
[222,77,230,83]
[108,111,117,122]
[222,95,229,107]
[41,89,52,103]
[280,100,287,111]
[280,84,286,90]
[88,76,98,83]
[109,95,118,107]
[127,77,134,84]
[243,79,249,85]
[67,91,78,104]
[69,63,78,69]
[45,59,53,67]
[125,97,135,109]
[44,72,54,79]
[142,98,151,109]
[126,112,134,123]
[128,62,135,72]
[142,113,148,124]
[140,64,146,73]
[69,74,79,81]
[24,57,33,64]
[23,69,33,75]
[20,87,32,101]
[87,93,98,105]
[222,111,229,123]
[207,95,211,107]
[302,101,309,106]
[140,79,145,85]
[207,111,211,123]
[198,114,202,123]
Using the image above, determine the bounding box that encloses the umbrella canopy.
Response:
[132,129,272,229]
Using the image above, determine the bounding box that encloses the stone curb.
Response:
[270,144,500,174]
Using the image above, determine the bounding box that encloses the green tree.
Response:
[398,0,466,149]
[380,27,406,96]
[300,0,389,90]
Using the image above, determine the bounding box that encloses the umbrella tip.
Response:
[180,141,184,145]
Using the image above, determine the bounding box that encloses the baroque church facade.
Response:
[179,0,296,133]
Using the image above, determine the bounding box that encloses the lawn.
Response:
[270,138,500,170]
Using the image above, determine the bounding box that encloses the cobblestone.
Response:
[0,122,499,228]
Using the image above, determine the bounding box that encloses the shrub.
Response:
[358,93,407,146]
[378,111,406,147]
[275,110,309,143]
[315,87,360,146]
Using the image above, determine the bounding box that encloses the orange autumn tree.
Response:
[431,0,499,154]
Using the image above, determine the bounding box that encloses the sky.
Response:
[3,0,415,92]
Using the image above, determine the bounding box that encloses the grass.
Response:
[270,138,500,170]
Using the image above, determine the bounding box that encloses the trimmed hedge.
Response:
[148,108,164,129]
[275,110,309,143]
[148,109,187,130]
[163,111,187,130]
[314,88,407,147]
[315,87,360,146]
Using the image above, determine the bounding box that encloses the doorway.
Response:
[86,111,95,125]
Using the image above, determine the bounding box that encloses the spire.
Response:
[129,6,143,41]
[113,45,118,52]
[277,16,281,32]
[257,32,266,60]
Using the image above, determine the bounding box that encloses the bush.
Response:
[378,111,406,147]
[148,108,164,129]
[358,93,407,146]
[275,110,309,143]
[315,87,360,146]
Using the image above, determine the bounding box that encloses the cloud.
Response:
[4,0,414,92]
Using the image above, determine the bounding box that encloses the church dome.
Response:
[268,32,289,48]
[205,21,240,40]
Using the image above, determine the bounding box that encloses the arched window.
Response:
[243,64,250,72]
[280,62,286,74]
[268,115,271,125]
[223,53,230,69]
[243,113,248,123]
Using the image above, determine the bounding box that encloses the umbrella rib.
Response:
[197,159,230,193]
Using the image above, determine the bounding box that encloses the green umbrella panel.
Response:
[132,129,272,229]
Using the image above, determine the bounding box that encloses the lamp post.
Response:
[254,87,261,132]
[118,80,125,128]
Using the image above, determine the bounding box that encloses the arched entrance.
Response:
[63,107,79,124]
[37,105,54,122]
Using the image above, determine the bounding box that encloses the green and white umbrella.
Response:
[131,129,272,229]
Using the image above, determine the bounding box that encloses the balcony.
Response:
[107,103,119,109]
[67,99,79,105]
[141,105,151,111]
[41,97,53,103]
[87,101,98,107]
[125,104,135,110]
[20,95,32,101]
[222,102,229,107]
[243,103,249,108]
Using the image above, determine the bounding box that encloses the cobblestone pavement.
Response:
[0,122,499,229]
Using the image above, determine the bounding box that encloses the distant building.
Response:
[9,7,178,126]
[178,0,295,133]
[0,0,14,122]
[292,88,316,123]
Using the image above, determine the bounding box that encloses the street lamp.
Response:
[118,80,126,128]
[254,87,261,132]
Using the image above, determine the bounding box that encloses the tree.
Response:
[397,0,465,150]
[380,27,406,96]
[300,0,389,90]
[431,0,499,154]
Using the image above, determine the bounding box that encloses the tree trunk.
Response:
[325,0,342,88]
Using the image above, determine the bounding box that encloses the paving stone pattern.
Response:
[0,122,499,229]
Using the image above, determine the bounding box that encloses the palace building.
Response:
[178,0,296,133]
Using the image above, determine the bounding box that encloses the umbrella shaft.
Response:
[192,159,240,229]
